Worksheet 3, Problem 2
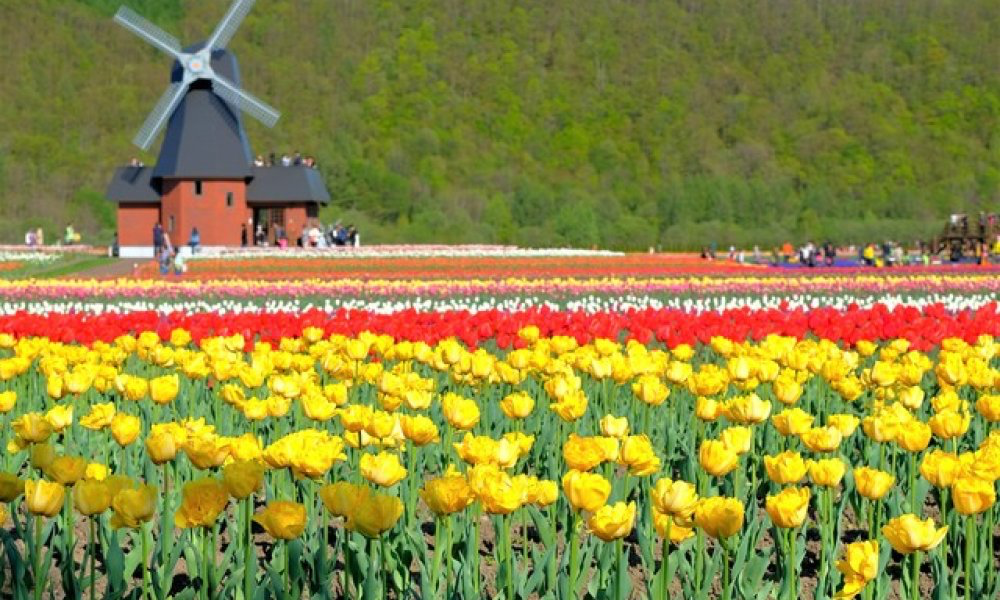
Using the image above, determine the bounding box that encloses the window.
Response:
[168,215,175,232]
[226,192,234,207]
[194,180,203,196]
[306,203,319,218]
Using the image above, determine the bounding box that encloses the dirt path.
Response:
[68,259,151,279]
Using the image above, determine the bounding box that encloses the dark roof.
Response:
[247,166,330,205]
[106,165,331,205]
[106,167,161,203]
[152,48,253,180]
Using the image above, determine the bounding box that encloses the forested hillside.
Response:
[1,0,998,249]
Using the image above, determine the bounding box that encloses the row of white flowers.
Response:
[0,292,993,316]
[0,251,62,263]
[194,244,622,260]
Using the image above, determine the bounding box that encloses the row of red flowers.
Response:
[2,303,998,350]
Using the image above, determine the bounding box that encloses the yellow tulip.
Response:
[400,415,440,446]
[25,479,65,517]
[477,471,525,515]
[765,486,810,528]
[79,403,116,430]
[898,386,925,410]
[499,392,534,419]
[976,394,1000,422]
[319,481,370,518]
[74,479,112,516]
[530,479,558,507]
[720,426,753,454]
[562,470,611,512]
[12,413,52,443]
[420,474,475,516]
[562,434,609,472]
[618,435,661,475]
[599,415,629,438]
[951,476,996,515]
[44,405,73,432]
[632,375,669,406]
[771,408,813,436]
[0,472,24,501]
[145,430,178,465]
[175,478,230,528]
[360,451,408,487]
[695,396,721,422]
[698,440,739,477]
[111,413,142,447]
[346,493,403,538]
[85,463,108,481]
[928,409,971,440]
[588,501,636,541]
[44,456,88,485]
[827,414,861,438]
[800,426,843,453]
[919,450,960,488]
[254,501,307,540]
[882,514,947,554]
[223,460,265,500]
[693,496,744,539]
[30,443,56,471]
[0,390,16,412]
[773,376,803,405]
[183,436,230,470]
[834,540,879,599]
[441,393,480,430]
[853,467,894,500]
[724,394,771,424]
[110,483,158,529]
[808,458,847,487]
[650,478,698,520]
[763,451,808,485]
[653,510,695,544]
[895,420,932,453]
[150,374,180,405]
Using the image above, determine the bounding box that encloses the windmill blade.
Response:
[211,75,280,128]
[206,0,256,50]
[133,82,188,150]
[113,6,183,60]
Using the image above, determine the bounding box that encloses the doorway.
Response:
[253,207,286,245]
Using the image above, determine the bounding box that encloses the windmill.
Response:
[106,0,329,255]
[114,0,279,151]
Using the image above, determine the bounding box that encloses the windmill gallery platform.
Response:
[105,0,329,258]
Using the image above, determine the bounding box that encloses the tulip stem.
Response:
[786,529,796,600]
[721,538,732,600]
[445,515,453,599]
[243,498,254,600]
[430,517,443,595]
[503,515,514,600]
[33,515,43,600]
[908,453,917,514]
[658,523,670,600]
[614,537,625,600]
[140,523,150,600]
[964,517,973,600]
[911,550,921,600]
[284,539,293,600]
[568,512,581,597]
[89,516,97,600]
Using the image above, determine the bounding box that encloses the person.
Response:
[64,224,80,245]
[347,225,359,247]
[281,154,292,167]
[293,151,303,166]
[255,224,266,246]
[172,249,187,275]
[823,241,836,267]
[253,155,265,167]
[189,227,201,254]
[36,228,44,246]
[153,223,164,257]
[780,241,793,264]
[110,232,120,258]
[241,223,249,247]
[159,245,172,276]
[862,243,876,267]
[25,229,36,247]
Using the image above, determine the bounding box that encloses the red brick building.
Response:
[106,41,328,257]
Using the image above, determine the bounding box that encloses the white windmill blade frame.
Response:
[113,6,183,60]
[212,75,280,128]
[207,0,257,50]
[134,82,188,150]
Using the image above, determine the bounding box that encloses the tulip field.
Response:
[0,248,998,599]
